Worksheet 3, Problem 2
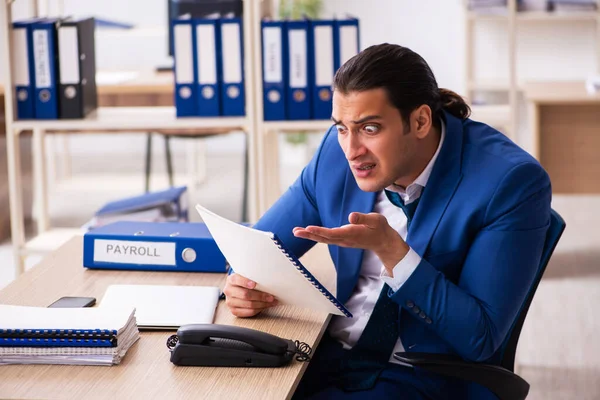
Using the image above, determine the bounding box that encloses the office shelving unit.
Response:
[464,0,600,140]
[0,0,334,275]
[0,0,260,274]
[246,0,336,213]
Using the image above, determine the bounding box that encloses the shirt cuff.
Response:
[380,248,422,292]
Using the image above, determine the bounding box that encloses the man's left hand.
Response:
[292,212,410,272]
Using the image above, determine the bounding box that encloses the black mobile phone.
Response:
[48,296,96,308]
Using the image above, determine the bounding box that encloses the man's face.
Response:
[332,88,417,192]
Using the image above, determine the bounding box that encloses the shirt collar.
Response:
[385,118,446,203]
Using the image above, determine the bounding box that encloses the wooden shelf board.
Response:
[12,107,249,133]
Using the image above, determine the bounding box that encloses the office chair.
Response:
[394,209,566,400]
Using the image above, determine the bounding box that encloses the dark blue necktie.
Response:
[385,190,421,227]
[337,189,421,392]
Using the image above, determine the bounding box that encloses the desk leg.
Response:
[7,128,26,276]
[32,128,49,234]
[529,102,540,161]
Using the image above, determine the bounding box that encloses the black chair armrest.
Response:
[393,352,529,400]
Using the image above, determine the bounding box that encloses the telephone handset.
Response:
[167,324,312,367]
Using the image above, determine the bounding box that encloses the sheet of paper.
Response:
[195,204,349,317]
[0,304,134,332]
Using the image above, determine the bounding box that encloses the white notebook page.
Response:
[0,304,134,332]
[195,204,349,317]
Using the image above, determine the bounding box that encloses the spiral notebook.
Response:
[0,304,139,365]
[195,204,351,317]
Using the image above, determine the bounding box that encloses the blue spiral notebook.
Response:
[195,204,352,317]
[0,304,136,348]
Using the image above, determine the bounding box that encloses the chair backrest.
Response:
[498,209,566,371]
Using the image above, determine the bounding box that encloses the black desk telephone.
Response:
[167,324,312,367]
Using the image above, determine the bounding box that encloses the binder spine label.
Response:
[221,22,242,84]
[196,24,217,85]
[314,26,333,87]
[33,29,51,88]
[93,239,176,266]
[262,26,282,83]
[13,28,30,86]
[289,30,307,89]
[58,26,80,84]
[339,25,358,67]
[174,24,194,84]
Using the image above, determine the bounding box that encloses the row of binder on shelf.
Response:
[261,17,360,121]
[172,17,245,118]
[12,17,97,120]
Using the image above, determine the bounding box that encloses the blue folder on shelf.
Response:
[261,19,287,121]
[194,18,221,117]
[83,221,228,273]
[12,19,41,120]
[334,17,360,71]
[172,19,197,117]
[220,17,245,116]
[32,18,61,120]
[286,19,311,120]
[309,19,335,120]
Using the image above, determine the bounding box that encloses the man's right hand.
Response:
[223,273,278,317]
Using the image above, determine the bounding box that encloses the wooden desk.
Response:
[525,81,600,193]
[0,237,335,399]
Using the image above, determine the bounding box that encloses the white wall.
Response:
[321,0,597,152]
[5,0,598,156]
[322,0,466,93]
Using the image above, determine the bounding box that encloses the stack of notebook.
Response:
[0,304,139,366]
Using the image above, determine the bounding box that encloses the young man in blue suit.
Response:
[223,43,551,399]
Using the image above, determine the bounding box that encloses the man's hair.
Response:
[333,43,470,128]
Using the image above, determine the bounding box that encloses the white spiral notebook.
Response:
[0,304,139,366]
[195,204,351,317]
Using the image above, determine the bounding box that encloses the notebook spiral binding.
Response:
[0,329,118,335]
[0,328,118,347]
[270,234,352,318]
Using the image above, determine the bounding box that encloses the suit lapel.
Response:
[334,112,464,301]
[336,168,377,303]
[407,112,464,257]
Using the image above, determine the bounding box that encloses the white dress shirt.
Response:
[327,120,446,364]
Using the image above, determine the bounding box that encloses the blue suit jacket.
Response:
[254,111,551,367]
